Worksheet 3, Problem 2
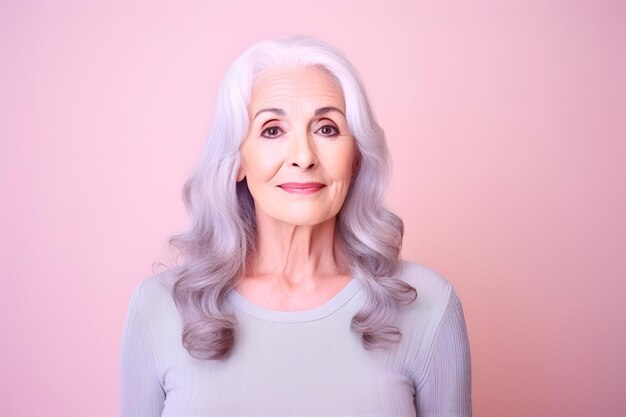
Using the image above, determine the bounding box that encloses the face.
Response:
[237,66,359,227]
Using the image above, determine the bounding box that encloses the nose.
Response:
[286,130,318,169]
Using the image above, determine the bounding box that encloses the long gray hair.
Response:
[161,35,417,360]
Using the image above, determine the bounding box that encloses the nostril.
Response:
[289,161,316,169]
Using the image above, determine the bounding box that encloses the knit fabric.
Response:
[120,260,472,416]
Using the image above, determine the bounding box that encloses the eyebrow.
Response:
[252,106,345,121]
[252,108,286,120]
[314,106,345,117]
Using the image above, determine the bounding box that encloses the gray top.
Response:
[120,260,472,416]
[227,276,363,323]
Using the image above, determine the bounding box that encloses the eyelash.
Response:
[260,123,340,139]
[261,126,283,138]
[317,125,339,136]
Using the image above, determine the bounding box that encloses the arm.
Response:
[120,282,166,417]
[415,290,472,417]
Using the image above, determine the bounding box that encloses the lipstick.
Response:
[277,182,325,195]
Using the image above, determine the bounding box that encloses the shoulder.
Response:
[393,259,455,304]
[127,268,180,328]
[390,259,460,328]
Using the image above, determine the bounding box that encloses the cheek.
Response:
[322,144,357,182]
[240,145,283,183]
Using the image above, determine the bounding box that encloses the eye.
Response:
[261,125,284,138]
[316,124,339,137]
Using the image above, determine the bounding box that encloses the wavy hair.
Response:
[159,35,417,360]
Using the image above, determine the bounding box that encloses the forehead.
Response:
[249,66,345,113]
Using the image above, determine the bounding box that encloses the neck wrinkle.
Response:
[249,211,344,290]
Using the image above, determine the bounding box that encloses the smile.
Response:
[277,182,325,195]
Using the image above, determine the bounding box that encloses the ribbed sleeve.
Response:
[415,290,472,417]
[117,262,471,416]
[120,282,166,417]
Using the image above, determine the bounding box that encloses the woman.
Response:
[120,35,472,417]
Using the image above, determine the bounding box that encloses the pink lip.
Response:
[277,182,325,195]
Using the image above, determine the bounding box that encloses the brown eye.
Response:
[261,126,283,138]
[317,125,339,136]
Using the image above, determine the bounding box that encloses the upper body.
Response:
[120,35,472,417]
[120,259,472,417]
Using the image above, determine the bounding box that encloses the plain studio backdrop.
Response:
[2,1,625,416]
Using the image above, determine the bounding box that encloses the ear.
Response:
[236,165,246,182]
[352,155,361,175]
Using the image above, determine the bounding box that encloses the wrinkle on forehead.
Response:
[249,66,346,116]
[252,64,341,89]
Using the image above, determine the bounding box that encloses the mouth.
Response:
[277,182,325,195]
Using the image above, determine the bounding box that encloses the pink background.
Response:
[2,1,625,416]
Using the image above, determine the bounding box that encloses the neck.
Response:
[247,210,348,291]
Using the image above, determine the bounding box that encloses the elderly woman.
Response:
[120,35,472,417]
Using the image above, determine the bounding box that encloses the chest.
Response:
[159,314,418,417]
[233,275,354,311]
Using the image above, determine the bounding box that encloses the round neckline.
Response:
[227,278,363,323]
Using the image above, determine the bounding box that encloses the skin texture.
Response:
[235,66,359,310]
